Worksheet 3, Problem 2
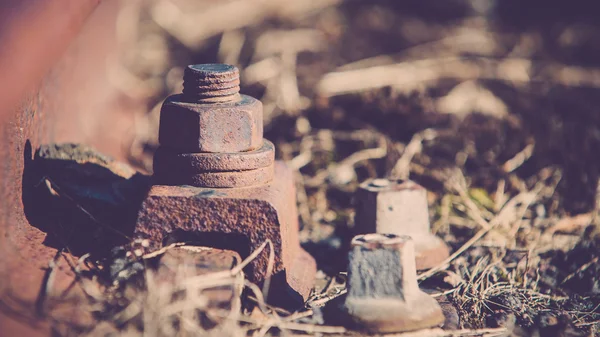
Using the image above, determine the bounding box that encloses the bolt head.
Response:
[353,179,450,270]
[158,94,263,153]
[342,233,445,333]
[354,179,430,237]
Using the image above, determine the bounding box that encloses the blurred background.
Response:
[113,0,600,224]
[3,0,600,334]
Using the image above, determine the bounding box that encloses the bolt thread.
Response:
[183,64,240,103]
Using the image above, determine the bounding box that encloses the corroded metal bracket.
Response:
[134,64,316,307]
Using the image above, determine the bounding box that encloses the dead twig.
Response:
[502,141,535,173]
[36,249,63,317]
[305,134,387,187]
[388,129,437,180]
[561,257,599,285]
[151,0,340,49]
[318,56,600,97]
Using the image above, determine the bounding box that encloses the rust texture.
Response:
[136,162,316,304]
[158,65,263,154]
[158,94,263,154]
[153,140,275,173]
[153,140,275,188]
[155,163,274,188]
[138,64,316,306]
[0,2,145,336]
[341,234,444,333]
[354,178,450,270]
[183,64,241,103]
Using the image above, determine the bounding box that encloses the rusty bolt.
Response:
[342,233,445,333]
[354,178,450,270]
[138,63,316,306]
[182,63,241,103]
[153,64,274,188]
[137,62,316,306]
[158,64,263,153]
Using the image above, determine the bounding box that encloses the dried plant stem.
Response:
[389,129,437,180]
[318,56,600,97]
[419,181,539,281]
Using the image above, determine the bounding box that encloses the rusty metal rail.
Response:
[0,2,144,336]
[0,0,101,123]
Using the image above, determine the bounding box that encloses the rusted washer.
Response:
[350,232,406,249]
[153,140,274,173]
[155,164,274,188]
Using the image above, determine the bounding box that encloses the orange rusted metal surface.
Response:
[159,65,263,154]
[137,163,317,306]
[153,140,275,173]
[0,0,102,122]
[137,64,316,307]
[0,1,144,336]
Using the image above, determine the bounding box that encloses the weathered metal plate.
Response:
[135,162,317,306]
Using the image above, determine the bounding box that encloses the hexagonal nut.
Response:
[158,94,263,153]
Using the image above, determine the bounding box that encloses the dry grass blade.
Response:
[142,242,187,259]
[418,173,540,281]
[35,250,63,317]
[317,56,600,97]
[151,0,341,49]
[305,133,387,187]
[389,129,437,180]
[447,172,492,230]
[261,240,275,302]
[502,141,535,173]
[342,327,508,337]
[561,257,599,285]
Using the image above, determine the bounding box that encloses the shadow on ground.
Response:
[21,141,151,257]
